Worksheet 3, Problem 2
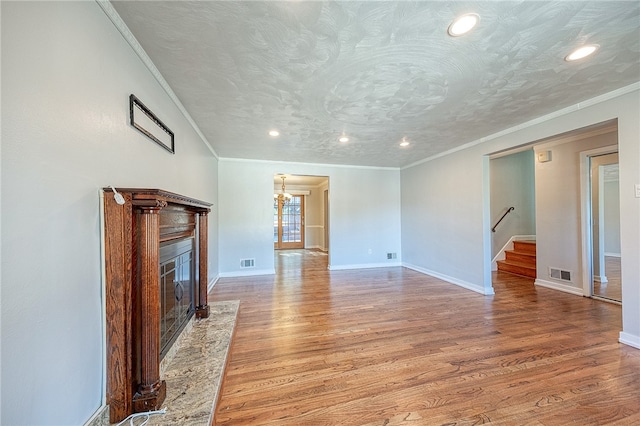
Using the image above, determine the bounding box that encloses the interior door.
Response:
[274,195,305,249]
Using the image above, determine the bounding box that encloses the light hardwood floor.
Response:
[209,250,640,425]
[593,256,622,302]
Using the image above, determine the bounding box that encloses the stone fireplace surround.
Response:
[103,188,212,423]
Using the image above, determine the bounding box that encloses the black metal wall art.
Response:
[129,94,175,154]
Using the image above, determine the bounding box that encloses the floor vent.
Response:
[387,252,397,260]
[240,258,255,268]
[549,267,571,282]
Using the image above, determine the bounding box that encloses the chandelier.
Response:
[274,175,292,205]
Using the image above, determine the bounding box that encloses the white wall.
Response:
[490,150,536,257]
[401,87,640,347]
[1,2,218,424]
[401,149,489,294]
[220,159,401,275]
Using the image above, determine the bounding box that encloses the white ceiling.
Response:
[111,1,640,168]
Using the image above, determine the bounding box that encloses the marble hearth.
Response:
[110,300,239,425]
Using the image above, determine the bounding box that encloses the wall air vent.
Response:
[549,267,571,282]
[387,253,397,260]
[240,258,255,268]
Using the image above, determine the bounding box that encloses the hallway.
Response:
[275,248,329,274]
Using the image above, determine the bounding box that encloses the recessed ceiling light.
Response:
[268,130,280,137]
[399,139,410,147]
[339,136,349,143]
[565,44,599,61]
[448,13,479,37]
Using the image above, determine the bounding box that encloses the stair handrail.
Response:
[492,207,515,233]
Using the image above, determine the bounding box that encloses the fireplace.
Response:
[102,189,212,423]
[159,237,195,359]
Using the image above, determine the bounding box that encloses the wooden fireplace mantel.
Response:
[103,188,212,422]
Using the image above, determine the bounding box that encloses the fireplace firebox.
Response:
[103,188,212,423]
[159,237,195,359]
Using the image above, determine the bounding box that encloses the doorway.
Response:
[274,194,305,250]
[585,150,621,303]
[487,120,620,302]
[272,174,330,271]
[489,149,537,283]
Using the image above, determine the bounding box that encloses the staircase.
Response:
[497,240,536,278]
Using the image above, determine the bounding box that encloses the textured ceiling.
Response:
[111,1,640,168]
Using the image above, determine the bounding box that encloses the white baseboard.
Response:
[402,262,493,295]
[534,278,584,296]
[84,404,109,426]
[219,268,275,278]
[619,332,640,349]
[208,275,220,292]
[329,262,401,271]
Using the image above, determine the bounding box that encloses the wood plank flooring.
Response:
[209,250,640,425]
[593,256,622,302]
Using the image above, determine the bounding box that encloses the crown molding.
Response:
[402,82,640,170]
[532,121,617,150]
[219,156,400,171]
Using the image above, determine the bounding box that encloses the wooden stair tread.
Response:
[513,240,536,255]
[497,259,536,269]
[505,249,535,257]
[504,250,536,267]
[497,258,537,278]
[498,240,537,278]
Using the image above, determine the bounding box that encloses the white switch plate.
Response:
[635,184,640,198]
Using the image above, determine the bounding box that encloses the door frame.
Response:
[579,144,619,298]
[274,195,305,250]
[323,189,329,252]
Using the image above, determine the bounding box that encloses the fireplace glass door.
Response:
[159,238,195,358]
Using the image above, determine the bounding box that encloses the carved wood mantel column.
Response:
[196,211,210,318]
[132,203,167,412]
